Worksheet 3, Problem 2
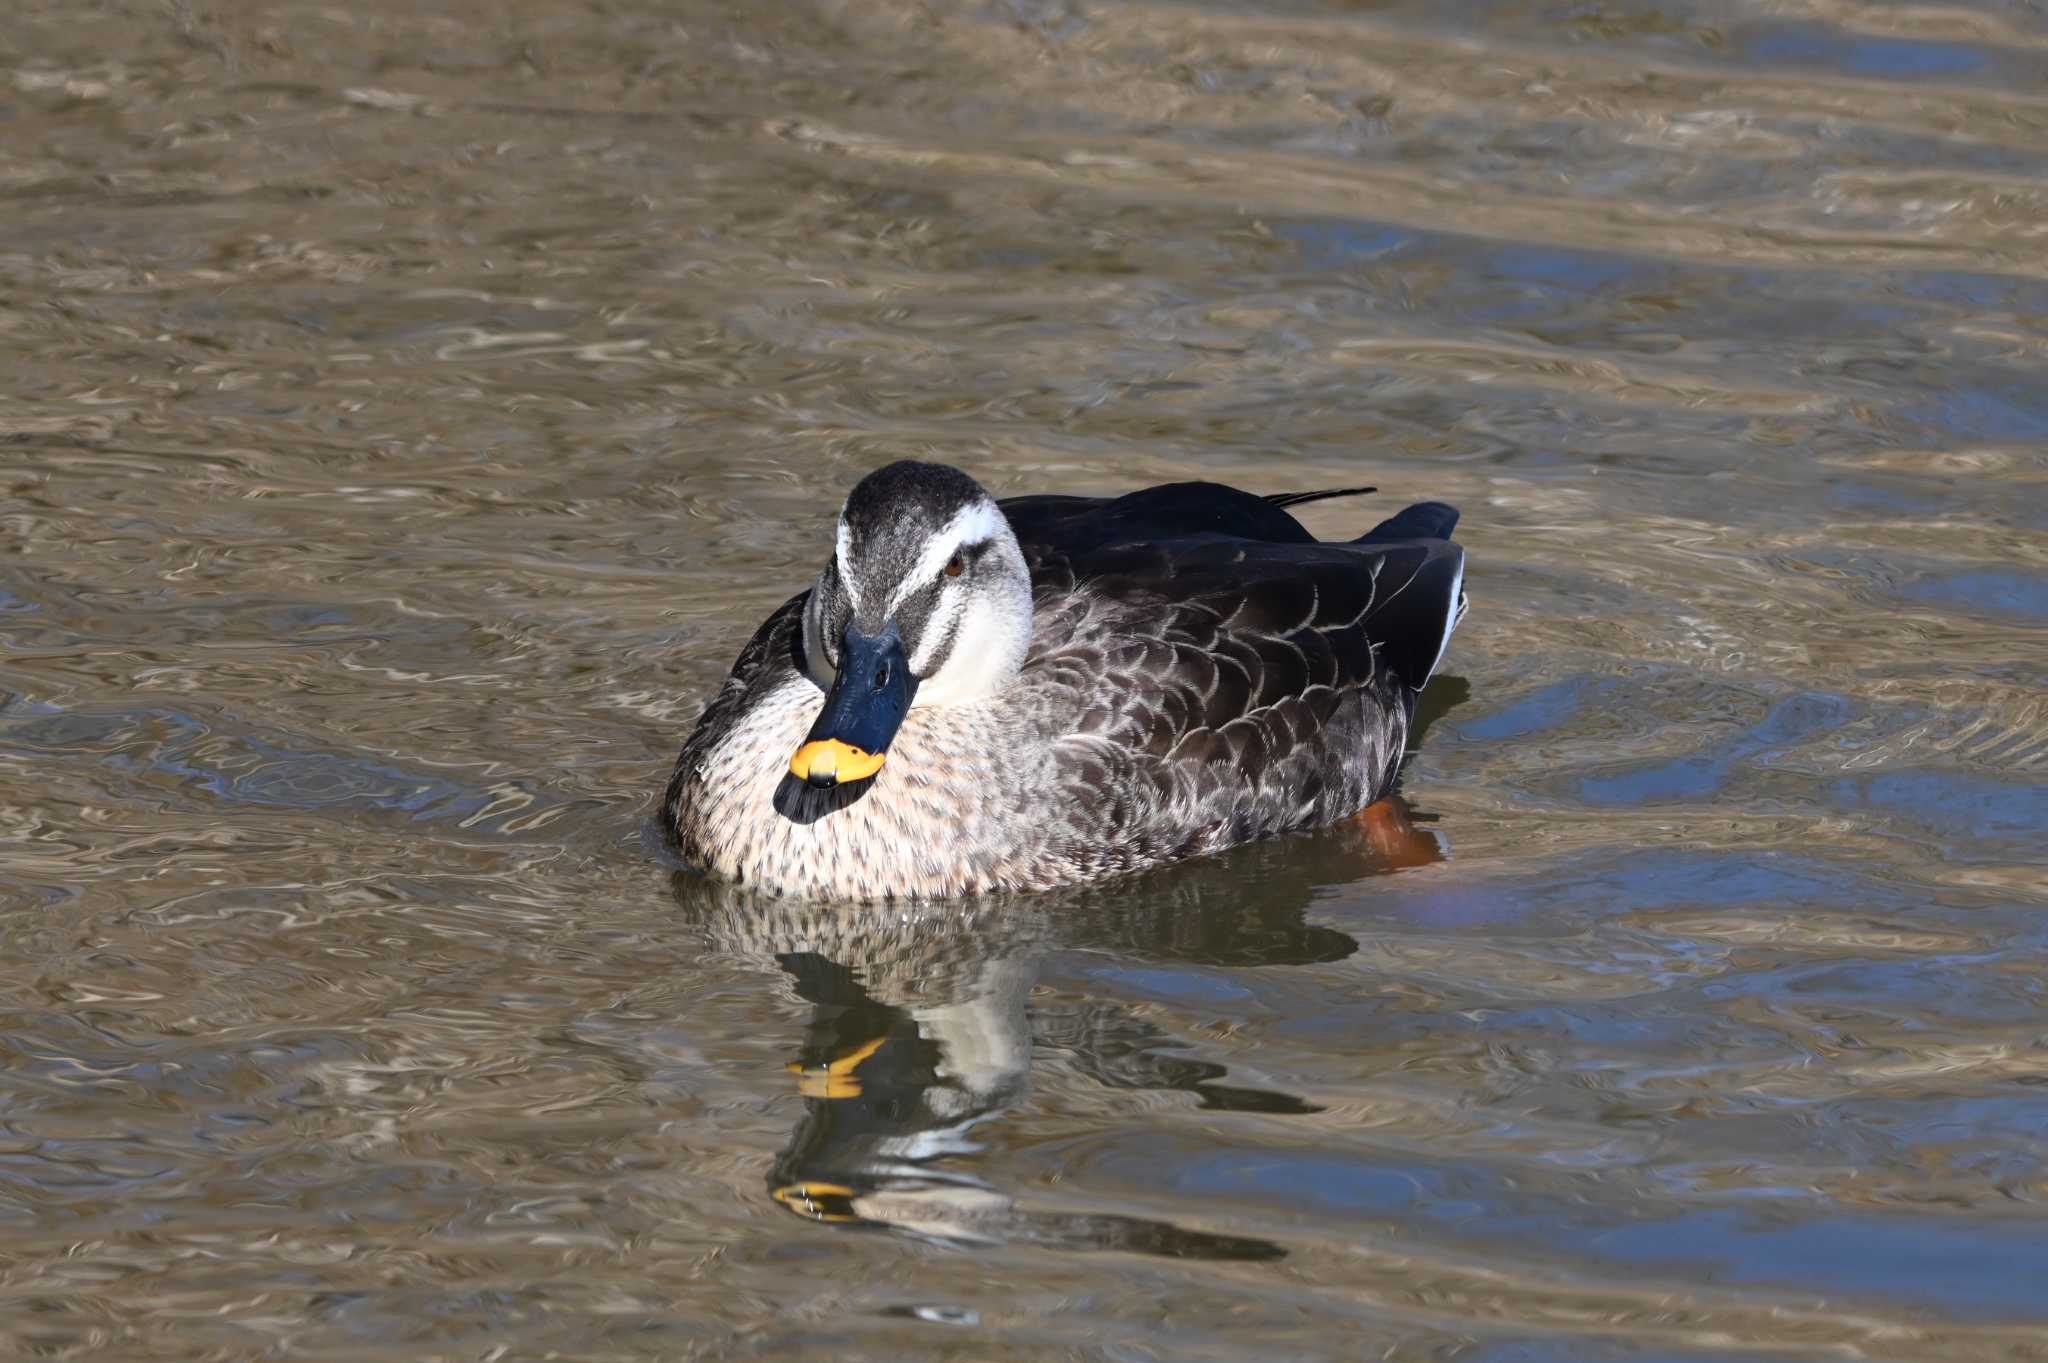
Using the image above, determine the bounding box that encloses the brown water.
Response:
[4,0,2047,1357]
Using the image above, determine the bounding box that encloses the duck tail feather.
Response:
[1262,485,1377,510]
[1358,500,1459,543]
[1374,542,1467,691]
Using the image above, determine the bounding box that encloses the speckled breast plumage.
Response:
[667,664,1062,899]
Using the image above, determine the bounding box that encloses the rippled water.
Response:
[4,0,2046,1357]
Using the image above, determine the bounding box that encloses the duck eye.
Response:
[943,553,964,578]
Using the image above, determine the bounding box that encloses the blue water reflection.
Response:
[1900,570,2048,622]
[1746,26,1987,79]
[1115,1134,2048,1317]
[1585,1209,2047,1316]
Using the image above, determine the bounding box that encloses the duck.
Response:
[662,460,1466,901]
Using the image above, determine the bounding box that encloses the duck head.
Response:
[790,461,1032,789]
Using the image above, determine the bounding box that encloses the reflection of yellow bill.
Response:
[772,1181,860,1223]
[789,738,887,785]
[786,1034,888,1099]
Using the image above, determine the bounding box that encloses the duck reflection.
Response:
[673,795,1443,1260]
[767,946,1037,1233]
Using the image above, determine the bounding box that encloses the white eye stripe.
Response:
[886,499,1004,615]
[835,516,860,611]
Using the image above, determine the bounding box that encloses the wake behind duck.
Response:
[663,461,1466,900]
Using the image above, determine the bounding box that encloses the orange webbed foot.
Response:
[1352,796,1444,872]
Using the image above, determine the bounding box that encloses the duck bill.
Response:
[789,623,918,788]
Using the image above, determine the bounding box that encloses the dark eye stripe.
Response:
[917,594,966,677]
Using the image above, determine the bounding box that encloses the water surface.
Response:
[2,0,2046,1358]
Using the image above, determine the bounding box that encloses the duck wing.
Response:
[1014,484,1464,833]
[1030,533,1463,712]
[1009,481,1463,700]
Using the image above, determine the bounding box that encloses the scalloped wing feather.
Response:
[1013,494,1463,854]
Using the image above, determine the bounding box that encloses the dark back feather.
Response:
[1002,481,1463,697]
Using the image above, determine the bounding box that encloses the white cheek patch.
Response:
[914,579,1032,708]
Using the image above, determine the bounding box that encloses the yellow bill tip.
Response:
[785,1033,890,1099]
[772,1182,861,1222]
[789,738,887,786]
